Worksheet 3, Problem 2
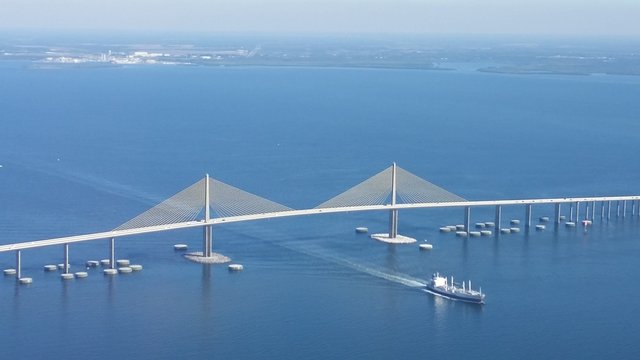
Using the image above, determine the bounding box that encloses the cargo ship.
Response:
[426,273,485,304]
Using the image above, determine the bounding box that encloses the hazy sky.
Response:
[1,0,639,36]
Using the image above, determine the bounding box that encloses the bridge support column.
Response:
[632,201,636,216]
[388,210,398,238]
[203,225,213,257]
[495,205,502,231]
[554,203,561,225]
[525,204,532,229]
[464,207,471,233]
[576,202,581,221]
[616,201,621,217]
[16,250,22,280]
[601,202,605,219]
[569,203,574,222]
[585,203,590,221]
[203,227,207,257]
[64,244,70,274]
[623,200,627,218]
[607,201,612,219]
[110,238,116,269]
[592,201,596,221]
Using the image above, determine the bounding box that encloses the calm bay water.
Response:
[1,61,640,359]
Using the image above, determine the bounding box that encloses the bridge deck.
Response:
[1,195,638,253]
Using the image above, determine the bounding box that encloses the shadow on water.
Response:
[13,279,23,315]
[10,159,163,208]
[58,279,72,336]
[105,272,116,307]
[521,229,530,265]
[492,231,501,265]
[461,238,469,265]
[551,221,562,254]
[193,214,493,314]
[427,288,484,331]
[385,245,397,272]
[223,221,429,288]
[201,264,213,317]
[383,245,400,309]
[61,278,69,309]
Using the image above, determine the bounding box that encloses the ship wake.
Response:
[277,240,427,288]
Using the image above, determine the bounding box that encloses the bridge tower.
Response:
[368,162,417,243]
[203,173,213,257]
[388,163,398,238]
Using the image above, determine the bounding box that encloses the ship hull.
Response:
[426,284,485,304]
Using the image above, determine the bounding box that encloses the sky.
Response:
[1,0,639,36]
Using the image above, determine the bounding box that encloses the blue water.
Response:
[1,60,640,359]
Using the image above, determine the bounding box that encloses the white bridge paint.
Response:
[1,195,639,253]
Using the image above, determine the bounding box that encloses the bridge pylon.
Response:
[203,173,213,257]
[388,163,398,238]
[371,163,416,244]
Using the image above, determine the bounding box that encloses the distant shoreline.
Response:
[2,35,639,76]
[17,61,639,77]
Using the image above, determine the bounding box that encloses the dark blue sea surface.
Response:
[1,61,640,359]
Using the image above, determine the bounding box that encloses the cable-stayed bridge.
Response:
[2,163,639,281]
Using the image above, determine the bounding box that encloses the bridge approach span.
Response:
[1,195,639,253]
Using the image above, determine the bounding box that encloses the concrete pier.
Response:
[525,204,532,229]
[16,250,22,280]
[591,201,596,221]
[608,201,612,219]
[576,202,581,222]
[495,205,502,231]
[555,203,562,224]
[617,201,621,217]
[116,259,130,267]
[623,200,627,218]
[388,210,398,238]
[569,203,574,222]
[60,273,74,280]
[44,264,57,272]
[184,251,231,263]
[464,206,471,233]
[110,238,116,270]
[203,225,213,258]
[63,244,70,274]
[130,264,143,271]
[585,203,591,220]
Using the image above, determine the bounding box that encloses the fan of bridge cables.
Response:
[114,177,293,231]
[315,165,466,209]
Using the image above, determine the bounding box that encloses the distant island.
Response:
[1,34,639,75]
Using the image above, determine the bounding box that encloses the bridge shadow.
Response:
[201,264,214,318]
[385,245,398,272]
